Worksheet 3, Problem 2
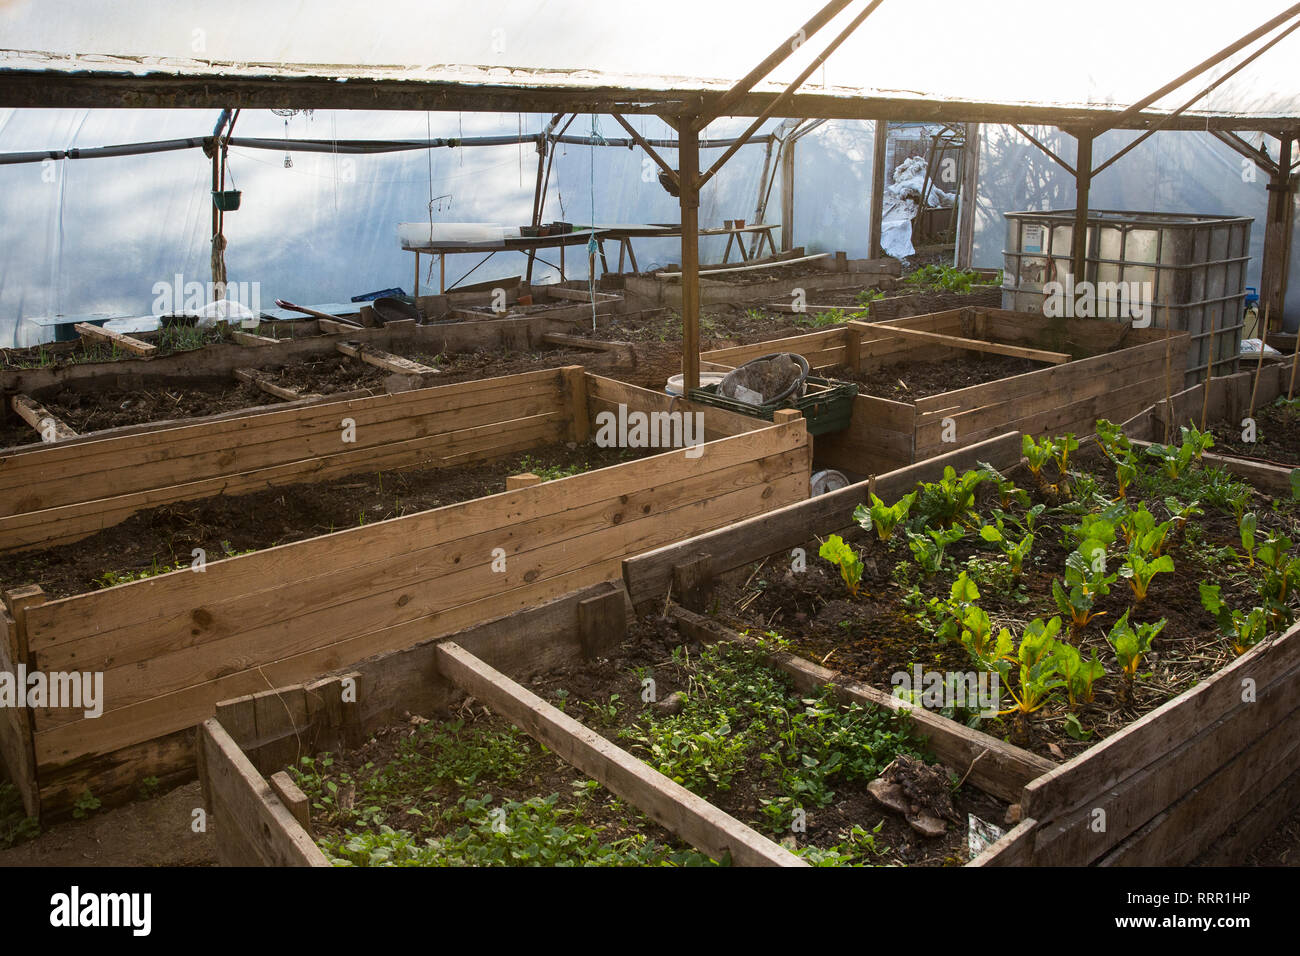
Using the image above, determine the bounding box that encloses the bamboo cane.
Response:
[1248,304,1271,420]
[1162,299,1174,443]
[1289,325,1300,400]
[1200,308,1217,433]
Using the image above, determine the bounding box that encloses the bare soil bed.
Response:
[711,442,1299,762]
[0,441,641,599]
[524,617,1009,865]
[828,354,1051,401]
[1209,396,1300,467]
[36,380,266,433]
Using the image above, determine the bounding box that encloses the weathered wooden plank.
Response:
[199,719,330,867]
[233,367,305,402]
[850,321,1071,364]
[336,340,439,376]
[434,640,805,867]
[0,605,39,817]
[1022,619,1300,824]
[622,431,1021,607]
[969,817,1038,867]
[75,322,156,356]
[10,395,77,442]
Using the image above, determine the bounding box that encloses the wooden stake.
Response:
[1248,304,1271,419]
[1289,324,1300,400]
[1200,308,1217,432]
[1162,300,1174,444]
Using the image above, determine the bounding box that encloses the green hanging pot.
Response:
[213,189,242,212]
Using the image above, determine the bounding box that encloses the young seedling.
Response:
[906,527,964,576]
[994,617,1067,743]
[914,466,992,529]
[1052,433,1081,484]
[1052,545,1116,632]
[1162,496,1203,536]
[1119,550,1175,602]
[1200,584,1271,655]
[1105,610,1166,703]
[853,490,917,544]
[1094,418,1132,461]
[1120,503,1172,558]
[819,535,864,598]
[1054,642,1106,707]
[1022,434,1057,487]
[979,518,1034,577]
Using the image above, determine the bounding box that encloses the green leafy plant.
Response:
[979,518,1034,577]
[994,617,1066,741]
[72,788,102,820]
[819,534,864,597]
[1105,610,1166,700]
[853,490,917,544]
[1052,545,1117,632]
[906,526,964,576]
[1200,584,1271,656]
[1022,434,1057,486]
[1162,496,1203,535]
[912,466,992,529]
[1119,551,1175,602]
[1054,643,1105,707]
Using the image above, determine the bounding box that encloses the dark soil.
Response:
[712,445,1296,762]
[1209,399,1300,468]
[259,355,386,394]
[41,380,265,431]
[525,616,1010,866]
[0,415,38,450]
[0,440,642,599]
[828,354,1051,402]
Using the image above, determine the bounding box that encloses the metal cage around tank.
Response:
[1001,209,1253,386]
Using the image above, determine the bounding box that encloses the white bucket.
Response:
[665,372,728,396]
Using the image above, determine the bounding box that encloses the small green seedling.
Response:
[1106,610,1166,693]
[1119,551,1175,602]
[819,535,864,597]
[1200,584,1271,656]
[1054,642,1105,707]
[979,519,1034,577]
[906,527,964,576]
[1022,434,1057,486]
[853,490,917,544]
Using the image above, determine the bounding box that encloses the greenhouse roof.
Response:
[2,1,1300,130]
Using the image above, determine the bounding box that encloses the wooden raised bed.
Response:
[701,308,1189,476]
[621,255,899,309]
[0,370,811,818]
[623,411,1300,865]
[198,578,1034,867]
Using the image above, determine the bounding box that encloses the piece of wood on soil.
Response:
[10,394,77,442]
[232,331,281,346]
[233,368,311,402]
[336,341,439,376]
[74,322,157,356]
[849,320,1071,364]
[434,640,804,866]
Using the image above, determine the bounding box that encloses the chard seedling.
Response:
[1105,610,1166,699]
[1162,496,1203,535]
[853,490,917,544]
[979,519,1034,577]
[1052,432,1080,475]
[1054,643,1105,707]
[1200,584,1271,655]
[1119,551,1175,602]
[906,526,964,576]
[818,535,864,597]
[1022,434,1057,486]
[1052,545,1116,631]
[1094,418,1132,460]
[994,617,1066,740]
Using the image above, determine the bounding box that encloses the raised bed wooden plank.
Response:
[584,373,766,440]
[850,321,1071,364]
[1096,701,1300,867]
[0,604,39,817]
[1022,620,1300,824]
[969,817,1038,867]
[10,395,77,442]
[231,331,280,347]
[1196,764,1300,865]
[335,340,439,376]
[74,322,156,356]
[233,367,306,402]
[434,640,805,867]
[1027,650,1300,865]
[198,719,330,867]
[622,431,1021,608]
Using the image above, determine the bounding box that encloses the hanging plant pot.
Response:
[213,189,242,212]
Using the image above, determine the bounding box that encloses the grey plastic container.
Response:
[1002,209,1253,386]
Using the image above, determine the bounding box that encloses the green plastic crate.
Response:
[687,375,858,436]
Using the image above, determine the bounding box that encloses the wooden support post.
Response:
[1249,305,1272,419]
[1070,129,1094,285]
[780,128,796,252]
[74,322,156,356]
[577,588,627,659]
[672,554,714,614]
[955,123,980,269]
[11,394,77,442]
[0,602,39,819]
[868,119,888,260]
[506,473,541,491]
[562,366,591,443]
[1261,134,1295,324]
[434,641,802,866]
[679,121,702,394]
[269,770,311,833]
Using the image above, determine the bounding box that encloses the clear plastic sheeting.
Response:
[0,110,773,347]
[971,125,1297,331]
[3,1,1300,121]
